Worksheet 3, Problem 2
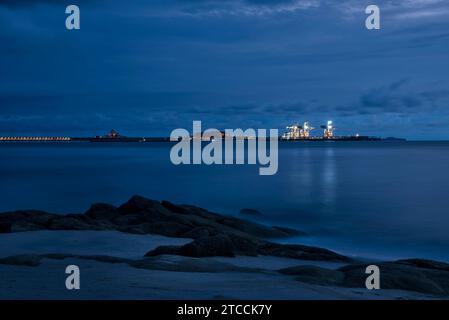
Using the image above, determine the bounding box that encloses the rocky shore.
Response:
[1,195,448,299]
[0,195,346,262]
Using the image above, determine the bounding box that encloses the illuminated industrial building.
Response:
[281,120,382,141]
[283,122,315,139]
[321,120,335,138]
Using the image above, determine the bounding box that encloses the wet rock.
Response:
[146,234,260,258]
[181,234,260,258]
[258,243,352,263]
[0,210,54,233]
[42,253,76,260]
[181,226,214,239]
[340,261,449,295]
[146,235,350,263]
[279,265,345,286]
[279,259,449,296]
[49,216,94,230]
[395,259,449,272]
[117,195,169,216]
[75,255,131,264]
[0,254,43,267]
[1,195,336,261]
[0,195,306,240]
[160,200,192,215]
[272,226,307,237]
[130,255,259,273]
[239,208,263,216]
[85,203,118,220]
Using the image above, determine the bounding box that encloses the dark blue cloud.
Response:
[0,0,448,139]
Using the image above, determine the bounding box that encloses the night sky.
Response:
[0,0,448,139]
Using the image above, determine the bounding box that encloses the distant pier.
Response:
[0,137,71,142]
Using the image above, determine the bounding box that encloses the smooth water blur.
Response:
[1,141,448,261]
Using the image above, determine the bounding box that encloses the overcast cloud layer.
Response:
[0,0,448,139]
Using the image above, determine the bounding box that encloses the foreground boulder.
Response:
[0,195,350,262]
[258,243,351,262]
[0,210,55,233]
[0,253,261,274]
[146,234,260,258]
[239,208,263,216]
[278,258,449,296]
[0,254,43,267]
[279,265,344,286]
[341,259,449,295]
[145,235,351,262]
[0,195,302,240]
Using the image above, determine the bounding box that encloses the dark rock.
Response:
[160,200,192,214]
[145,245,184,257]
[0,195,339,261]
[258,243,352,263]
[181,226,214,239]
[168,204,221,221]
[180,234,259,258]
[10,221,47,233]
[0,210,55,233]
[146,234,260,258]
[279,265,345,286]
[117,195,169,215]
[85,203,118,220]
[76,255,131,264]
[1,252,259,274]
[0,254,43,267]
[340,261,449,295]
[42,253,76,260]
[40,253,130,264]
[112,214,149,226]
[278,259,449,296]
[130,256,260,273]
[272,226,307,237]
[49,216,93,230]
[142,221,192,237]
[212,216,301,239]
[146,235,348,263]
[0,195,305,240]
[239,208,263,216]
[395,259,449,272]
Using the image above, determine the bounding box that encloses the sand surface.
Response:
[0,231,438,300]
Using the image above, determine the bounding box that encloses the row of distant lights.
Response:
[0,137,71,141]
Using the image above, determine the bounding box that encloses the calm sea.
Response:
[1,141,448,262]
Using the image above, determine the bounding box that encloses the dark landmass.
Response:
[1,135,406,143]
[382,137,407,141]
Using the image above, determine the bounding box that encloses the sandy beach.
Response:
[0,230,439,300]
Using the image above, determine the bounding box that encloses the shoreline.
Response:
[1,195,449,299]
[0,230,439,300]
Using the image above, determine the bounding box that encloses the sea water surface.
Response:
[1,141,448,262]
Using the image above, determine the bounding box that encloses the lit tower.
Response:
[321,120,335,138]
[302,122,314,138]
[284,124,302,139]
